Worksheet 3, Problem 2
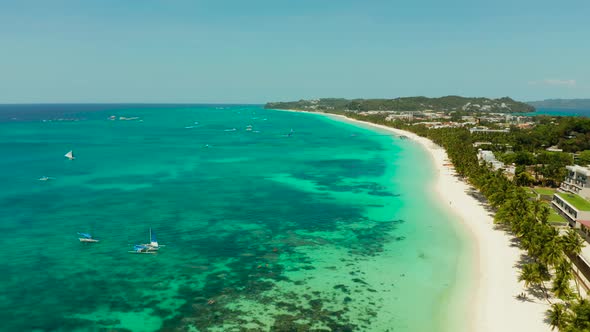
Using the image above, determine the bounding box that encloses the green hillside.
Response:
[266,96,535,113]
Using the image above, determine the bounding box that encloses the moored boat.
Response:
[78,232,99,243]
[130,244,156,254]
[147,228,159,250]
[129,228,162,254]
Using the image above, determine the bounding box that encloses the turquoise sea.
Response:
[527,108,590,117]
[0,105,470,332]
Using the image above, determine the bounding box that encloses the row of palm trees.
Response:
[340,114,590,331]
[421,127,590,331]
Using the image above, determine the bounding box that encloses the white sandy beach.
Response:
[293,111,551,332]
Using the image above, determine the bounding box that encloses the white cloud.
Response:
[529,79,577,87]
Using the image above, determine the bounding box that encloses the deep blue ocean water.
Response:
[0,105,468,331]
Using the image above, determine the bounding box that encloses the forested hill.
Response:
[527,99,590,110]
[265,96,535,113]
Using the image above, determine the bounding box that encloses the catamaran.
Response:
[78,232,99,243]
[129,228,162,254]
[65,150,75,160]
[131,244,155,254]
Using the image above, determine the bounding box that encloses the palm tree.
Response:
[548,303,570,331]
[519,262,541,289]
[538,262,554,304]
[542,236,564,268]
[519,262,553,303]
[562,229,584,256]
[568,298,590,331]
[552,261,574,301]
[538,205,550,224]
[562,229,585,297]
[531,199,543,218]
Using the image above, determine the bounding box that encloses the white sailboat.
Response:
[129,228,162,254]
[148,228,159,250]
[64,150,75,160]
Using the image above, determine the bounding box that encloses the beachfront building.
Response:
[385,113,413,121]
[477,149,505,171]
[561,165,590,199]
[473,141,493,148]
[546,145,564,152]
[469,126,510,134]
[412,121,462,129]
[552,192,590,231]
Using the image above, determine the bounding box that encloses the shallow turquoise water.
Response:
[525,107,590,117]
[0,105,469,331]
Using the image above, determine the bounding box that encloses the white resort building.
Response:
[553,165,590,232]
[561,165,590,199]
[469,127,510,134]
[477,149,505,171]
[552,194,590,229]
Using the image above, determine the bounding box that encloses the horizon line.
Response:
[0,97,589,105]
[0,102,266,106]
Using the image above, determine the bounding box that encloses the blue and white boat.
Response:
[129,228,161,254]
[38,176,54,181]
[78,232,99,243]
[147,228,160,250]
[131,244,155,254]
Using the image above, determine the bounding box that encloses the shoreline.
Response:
[279,109,551,332]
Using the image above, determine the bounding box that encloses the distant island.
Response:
[527,99,590,110]
[265,96,535,113]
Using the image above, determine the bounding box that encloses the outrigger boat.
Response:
[129,228,162,254]
[78,232,99,243]
[38,176,54,181]
[131,244,156,254]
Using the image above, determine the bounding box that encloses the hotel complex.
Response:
[561,165,590,199]
[553,165,590,234]
[477,150,505,171]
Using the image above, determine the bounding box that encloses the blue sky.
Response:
[0,0,588,103]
